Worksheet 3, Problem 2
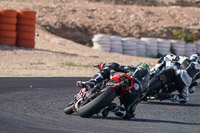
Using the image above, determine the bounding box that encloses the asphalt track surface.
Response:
[0,77,200,133]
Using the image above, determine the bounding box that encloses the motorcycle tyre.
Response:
[77,86,116,118]
[64,104,74,114]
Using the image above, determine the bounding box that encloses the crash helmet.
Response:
[190,53,200,64]
[136,63,150,72]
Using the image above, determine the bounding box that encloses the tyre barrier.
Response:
[0,37,16,46]
[111,35,123,54]
[16,10,36,19]
[141,37,158,58]
[16,31,35,40]
[92,34,200,58]
[171,40,185,56]
[0,31,16,38]
[17,18,36,26]
[136,40,146,57]
[0,9,17,17]
[16,10,36,48]
[0,17,17,24]
[92,34,111,52]
[0,24,16,31]
[16,39,35,48]
[0,9,17,46]
[17,25,35,32]
[0,9,36,48]
[157,39,171,55]
[185,43,196,57]
[195,41,200,53]
[122,37,137,56]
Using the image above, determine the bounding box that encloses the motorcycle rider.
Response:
[148,53,200,103]
[76,62,150,119]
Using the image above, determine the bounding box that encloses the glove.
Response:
[94,63,105,70]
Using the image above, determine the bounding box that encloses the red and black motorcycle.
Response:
[64,72,134,118]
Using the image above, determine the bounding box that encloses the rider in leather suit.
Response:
[148,53,200,103]
[76,62,150,119]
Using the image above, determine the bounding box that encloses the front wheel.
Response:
[64,104,74,114]
[77,86,116,118]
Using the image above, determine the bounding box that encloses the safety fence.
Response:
[0,9,36,48]
[92,34,199,57]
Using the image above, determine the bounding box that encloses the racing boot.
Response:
[102,103,135,120]
[114,108,135,120]
[189,86,195,94]
[178,95,188,104]
[102,103,118,117]
[169,94,178,102]
[169,94,187,103]
[76,81,95,90]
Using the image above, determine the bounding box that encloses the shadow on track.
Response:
[133,118,200,126]
[142,101,200,107]
[90,116,200,126]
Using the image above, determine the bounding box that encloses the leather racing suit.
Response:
[149,53,200,103]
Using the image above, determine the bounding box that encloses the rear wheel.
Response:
[77,86,116,118]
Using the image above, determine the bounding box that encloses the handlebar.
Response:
[107,79,129,88]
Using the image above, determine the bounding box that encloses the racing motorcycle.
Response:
[64,72,134,118]
[143,84,177,101]
[142,75,179,102]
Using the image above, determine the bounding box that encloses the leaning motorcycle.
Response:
[143,84,177,101]
[64,72,134,118]
[142,75,179,102]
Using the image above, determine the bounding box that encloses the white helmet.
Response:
[190,53,200,63]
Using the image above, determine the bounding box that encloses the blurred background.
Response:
[0,0,199,76]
